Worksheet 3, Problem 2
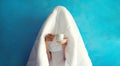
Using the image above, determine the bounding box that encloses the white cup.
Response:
[55,34,64,41]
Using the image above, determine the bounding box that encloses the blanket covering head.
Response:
[26,6,92,66]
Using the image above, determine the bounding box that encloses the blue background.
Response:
[0,0,120,66]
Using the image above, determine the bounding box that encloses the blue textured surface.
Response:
[0,0,120,66]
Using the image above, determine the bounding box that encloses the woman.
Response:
[45,33,68,66]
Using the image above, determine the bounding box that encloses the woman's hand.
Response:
[45,34,55,43]
[57,37,68,45]
[45,33,55,61]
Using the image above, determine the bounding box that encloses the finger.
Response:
[64,38,68,41]
[48,33,54,36]
[46,34,50,38]
[49,35,55,39]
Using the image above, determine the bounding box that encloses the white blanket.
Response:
[26,6,92,66]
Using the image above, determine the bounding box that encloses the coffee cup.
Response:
[55,34,64,42]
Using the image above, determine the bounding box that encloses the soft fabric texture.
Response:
[26,6,92,66]
[48,41,65,66]
[48,40,63,52]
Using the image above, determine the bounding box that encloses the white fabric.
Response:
[26,6,92,66]
[48,40,65,66]
[48,40,63,52]
[49,49,65,66]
